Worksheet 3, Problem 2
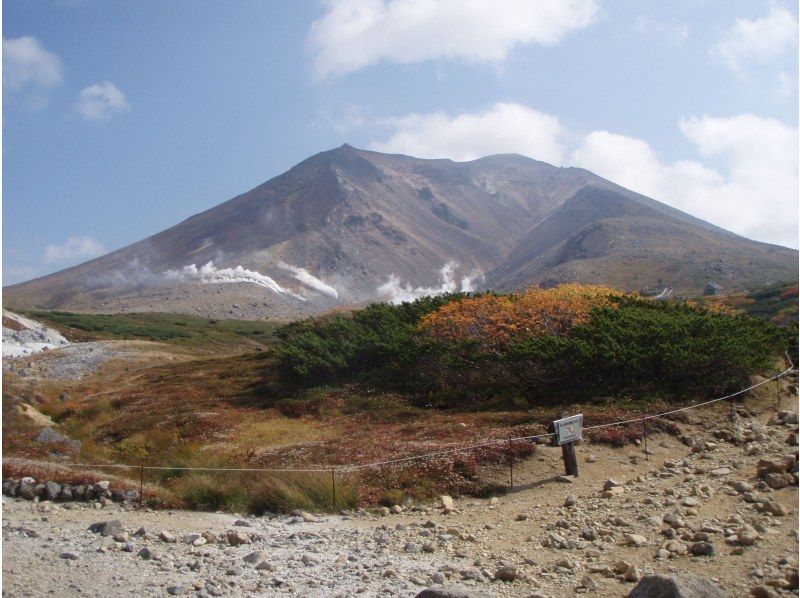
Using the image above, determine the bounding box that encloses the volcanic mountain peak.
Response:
[5,146,797,320]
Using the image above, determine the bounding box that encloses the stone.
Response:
[226,530,251,546]
[44,481,61,501]
[181,533,202,545]
[414,588,494,598]
[159,531,177,543]
[35,427,81,450]
[737,528,759,546]
[233,519,252,527]
[166,585,191,595]
[88,520,124,537]
[494,566,517,582]
[625,533,649,547]
[764,473,791,489]
[564,494,577,507]
[614,561,632,574]
[750,585,781,598]
[243,551,268,564]
[624,565,643,582]
[690,542,715,556]
[59,552,79,560]
[390,505,403,514]
[629,574,730,597]
[440,495,455,511]
[603,479,622,490]
[290,509,318,522]
[255,561,277,572]
[137,547,158,560]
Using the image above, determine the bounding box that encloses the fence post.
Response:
[642,418,648,461]
[776,375,781,412]
[508,439,514,489]
[729,397,735,423]
[330,469,336,507]
[139,465,144,509]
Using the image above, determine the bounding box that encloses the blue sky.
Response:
[3,0,798,285]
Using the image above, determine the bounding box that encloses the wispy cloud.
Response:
[572,114,798,248]
[308,0,599,79]
[75,81,130,121]
[712,5,798,75]
[3,36,63,109]
[43,236,107,264]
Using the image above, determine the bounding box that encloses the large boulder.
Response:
[35,427,81,451]
[629,574,729,597]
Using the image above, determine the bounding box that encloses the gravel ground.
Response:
[3,403,798,598]
[6,341,136,380]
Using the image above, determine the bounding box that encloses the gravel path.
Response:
[3,405,798,598]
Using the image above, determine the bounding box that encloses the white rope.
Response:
[14,366,795,475]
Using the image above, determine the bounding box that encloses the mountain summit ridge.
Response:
[5,145,797,320]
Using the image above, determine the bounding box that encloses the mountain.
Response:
[5,144,797,320]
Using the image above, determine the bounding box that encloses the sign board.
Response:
[554,414,583,445]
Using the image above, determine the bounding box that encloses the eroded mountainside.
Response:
[5,145,797,319]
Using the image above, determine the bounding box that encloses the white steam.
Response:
[163,261,306,301]
[377,262,479,304]
[277,262,339,298]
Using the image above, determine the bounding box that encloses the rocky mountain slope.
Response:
[5,145,797,319]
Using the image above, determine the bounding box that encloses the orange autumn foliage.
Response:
[419,284,624,349]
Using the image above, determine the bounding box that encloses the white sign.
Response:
[554,414,583,445]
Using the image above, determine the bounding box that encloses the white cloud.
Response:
[712,5,798,74]
[75,81,130,121]
[370,102,565,164]
[43,236,107,264]
[3,36,63,108]
[308,0,599,79]
[369,101,797,247]
[572,114,798,248]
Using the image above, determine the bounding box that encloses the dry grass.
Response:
[168,470,357,514]
[9,338,765,510]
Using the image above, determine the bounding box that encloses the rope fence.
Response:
[10,363,796,484]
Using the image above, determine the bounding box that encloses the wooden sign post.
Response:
[554,414,582,477]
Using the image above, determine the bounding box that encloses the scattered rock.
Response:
[494,566,517,582]
[629,573,730,597]
[88,520,124,537]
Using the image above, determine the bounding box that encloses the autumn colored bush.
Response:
[419,284,623,349]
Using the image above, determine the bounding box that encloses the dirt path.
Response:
[3,400,798,597]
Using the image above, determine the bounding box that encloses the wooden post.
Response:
[508,439,514,489]
[642,417,649,461]
[776,375,781,412]
[729,397,735,423]
[554,412,580,477]
[330,469,336,507]
[139,465,144,509]
[561,442,579,477]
